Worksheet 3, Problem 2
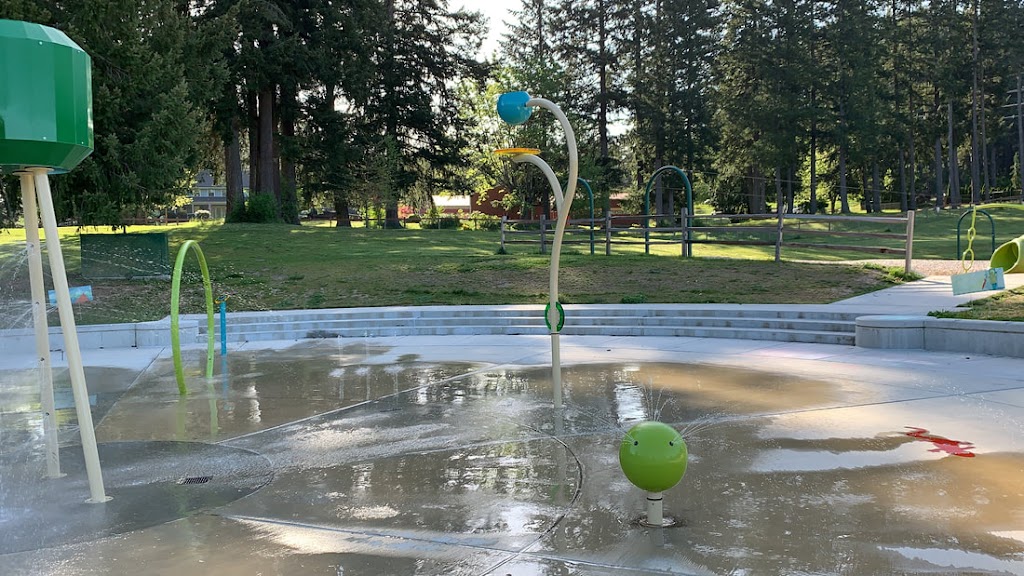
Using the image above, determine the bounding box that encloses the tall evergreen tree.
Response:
[364,0,485,228]
[2,0,208,226]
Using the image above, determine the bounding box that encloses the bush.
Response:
[464,213,501,230]
[228,194,279,223]
[405,214,422,224]
[422,215,460,229]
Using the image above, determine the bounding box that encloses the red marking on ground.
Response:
[904,427,976,457]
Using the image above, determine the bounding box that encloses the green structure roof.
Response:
[0,19,93,174]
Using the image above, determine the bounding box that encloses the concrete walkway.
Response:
[2,276,1024,575]
[834,272,1024,313]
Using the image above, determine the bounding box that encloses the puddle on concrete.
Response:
[3,353,1023,574]
[0,441,273,555]
[95,342,480,442]
[0,366,140,457]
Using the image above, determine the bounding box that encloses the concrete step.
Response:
[195,306,861,325]
[207,316,854,338]
[216,323,853,345]
[187,305,857,345]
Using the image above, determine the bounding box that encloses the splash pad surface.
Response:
[1,334,1023,575]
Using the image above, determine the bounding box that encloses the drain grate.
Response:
[178,476,212,485]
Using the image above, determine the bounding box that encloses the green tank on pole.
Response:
[0,19,93,174]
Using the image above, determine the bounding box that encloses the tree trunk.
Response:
[1018,74,1024,200]
[948,99,960,208]
[775,167,783,214]
[333,196,352,228]
[981,72,990,202]
[898,145,907,212]
[969,0,981,204]
[247,88,259,197]
[872,160,881,212]
[654,148,665,220]
[839,142,849,213]
[862,169,870,213]
[258,85,276,200]
[597,0,609,162]
[809,111,818,214]
[935,136,944,210]
[225,121,243,217]
[786,165,794,213]
[280,84,299,225]
[909,136,917,210]
[748,166,765,214]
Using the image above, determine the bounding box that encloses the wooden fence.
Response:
[499,209,917,274]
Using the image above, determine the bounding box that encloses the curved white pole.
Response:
[520,98,579,411]
[31,167,109,503]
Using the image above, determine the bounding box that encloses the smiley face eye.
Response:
[669,441,674,446]
[633,441,639,446]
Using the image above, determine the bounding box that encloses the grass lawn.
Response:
[2,204,1024,325]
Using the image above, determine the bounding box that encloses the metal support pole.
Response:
[646,492,664,526]
[18,171,61,478]
[219,298,228,356]
[31,168,109,503]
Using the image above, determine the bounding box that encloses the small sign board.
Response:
[48,285,93,306]
[951,267,1005,296]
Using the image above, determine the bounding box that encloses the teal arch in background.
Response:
[643,166,694,256]
[171,240,215,395]
[564,178,595,254]
[956,208,996,259]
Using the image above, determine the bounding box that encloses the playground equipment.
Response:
[953,206,1005,295]
[170,240,216,395]
[991,236,1024,274]
[957,208,995,261]
[574,178,595,255]
[497,91,578,410]
[619,421,688,526]
[0,19,108,502]
[643,166,694,256]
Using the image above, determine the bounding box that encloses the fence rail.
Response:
[499,210,916,274]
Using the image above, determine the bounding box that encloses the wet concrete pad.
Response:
[0,441,273,554]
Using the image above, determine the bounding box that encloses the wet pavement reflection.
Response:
[94,342,480,442]
[1,342,1022,575]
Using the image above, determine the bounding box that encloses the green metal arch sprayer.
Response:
[0,19,109,503]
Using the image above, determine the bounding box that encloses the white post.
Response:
[31,168,109,503]
[530,99,576,415]
[18,172,62,478]
[511,98,578,414]
[646,491,664,526]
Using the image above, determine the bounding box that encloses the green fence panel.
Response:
[80,233,170,279]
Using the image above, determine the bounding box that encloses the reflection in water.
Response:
[221,358,1024,574]
[904,426,977,457]
[4,342,1022,575]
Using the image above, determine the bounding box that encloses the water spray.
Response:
[619,421,688,526]
[1,19,108,502]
